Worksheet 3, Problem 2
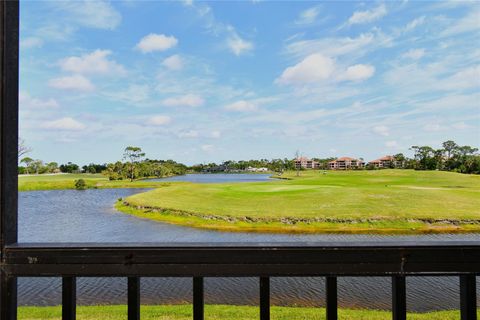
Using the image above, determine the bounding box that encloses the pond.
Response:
[17,177,480,311]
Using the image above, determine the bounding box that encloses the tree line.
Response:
[103,146,187,181]
[17,140,479,176]
[409,140,479,174]
[18,159,107,175]
[190,158,297,173]
[189,140,479,175]
[18,146,187,180]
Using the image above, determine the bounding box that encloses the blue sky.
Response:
[19,0,480,165]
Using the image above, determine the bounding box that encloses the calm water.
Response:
[17,174,480,311]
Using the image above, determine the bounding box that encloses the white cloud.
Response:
[295,6,321,25]
[403,16,425,33]
[347,4,387,25]
[440,9,480,37]
[276,53,335,85]
[402,48,425,60]
[178,130,199,138]
[276,53,373,85]
[162,94,204,107]
[385,140,398,148]
[41,117,86,131]
[227,33,254,56]
[20,37,43,49]
[373,125,389,136]
[147,115,172,126]
[284,33,379,59]
[452,122,470,130]
[48,74,95,92]
[59,49,126,76]
[136,33,178,53]
[423,123,442,132]
[447,65,480,89]
[184,3,254,56]
[338,64,375,81]
[210,130,221,138]
[162,54,184,70]
[19,92,59,110]
[201,144,214,152]
[54,1,122,30]
[224,100,258,112]
[35,24,75,42]
[106,84,150,104]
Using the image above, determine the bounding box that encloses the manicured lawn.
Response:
[18,174,168,191]
[119,170,480,234]
[18,305,469,320]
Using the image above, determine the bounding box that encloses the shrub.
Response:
[74,179,87,190]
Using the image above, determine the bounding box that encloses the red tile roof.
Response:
[369,155,395,162]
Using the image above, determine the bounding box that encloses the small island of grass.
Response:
[117,170,480,234]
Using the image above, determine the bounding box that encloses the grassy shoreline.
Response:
[18,173,170,192]
[119,170,480,234]
[18,304,471,320]
[116,201,480,234]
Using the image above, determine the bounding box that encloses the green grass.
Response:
[18,174,169,191]
[119,170,480,234]
[18,304,472,320]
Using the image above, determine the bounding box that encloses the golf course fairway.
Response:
[117,170,480,234]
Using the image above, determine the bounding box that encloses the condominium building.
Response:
[328,157,365,170]
[369,155,402,168]
[294,157,319,169]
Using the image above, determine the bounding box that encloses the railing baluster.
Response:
[460,274,477,320]
[392,276,406,320]
[62,276,76,320]
[193,277,204,320]
[0,272,17,320]
[326,276,338,320]
[260,277,270,320]
[128,277,140,320]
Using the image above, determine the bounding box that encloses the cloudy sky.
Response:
[20,1,479,165]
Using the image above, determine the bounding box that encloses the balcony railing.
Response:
[0,1,479,320]
[1,243,480,320]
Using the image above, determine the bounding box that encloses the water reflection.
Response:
[18,186,480,310]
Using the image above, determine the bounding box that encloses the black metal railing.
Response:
[0,1,479,320]
[1,243,480,320]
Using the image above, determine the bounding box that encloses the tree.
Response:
[20,157,34,174]
[442,140,458,160]
[457,145,478,157]
[46,162,59,173]
[123,146,145,181]
[34,160,44,174]
[18,138,32,160]
[60,162,80,173]
[393,153,406,168]
[410,146,436,170]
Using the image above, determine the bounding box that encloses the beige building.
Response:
[369,155,401,168]
[294,157,319,169]
[329,157,365,170]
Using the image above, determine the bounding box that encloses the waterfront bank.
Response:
[19,305,472,320]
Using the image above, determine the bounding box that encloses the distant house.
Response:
[369,155,401,168]
[246,167,269,172]
[329,157,365,170]
[294,157,319,169]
